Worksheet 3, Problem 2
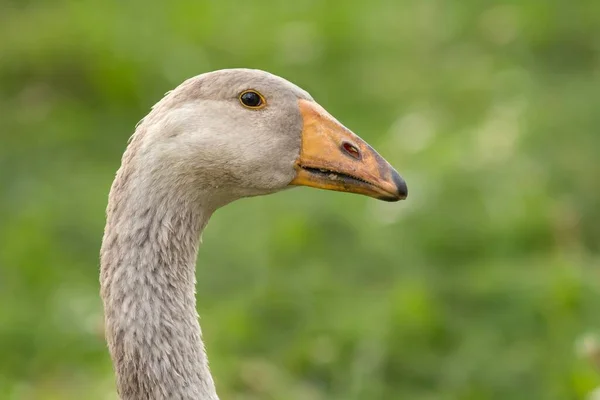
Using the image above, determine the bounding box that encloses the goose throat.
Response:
[100,174,219,400]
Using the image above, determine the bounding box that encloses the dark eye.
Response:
[239,90,265,109]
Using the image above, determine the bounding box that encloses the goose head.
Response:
[133,68,407,208]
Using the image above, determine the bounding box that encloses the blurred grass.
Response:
[2,0,600,399]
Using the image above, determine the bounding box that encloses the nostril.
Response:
[342,142,361,159]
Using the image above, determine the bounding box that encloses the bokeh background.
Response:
[2,1,600,399]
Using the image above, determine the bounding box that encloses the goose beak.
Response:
[290,99,408,202]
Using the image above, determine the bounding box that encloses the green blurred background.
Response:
[2,0,600,399]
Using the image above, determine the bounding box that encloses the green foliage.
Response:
[1,0,600,398]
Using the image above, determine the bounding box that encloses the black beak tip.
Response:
[377,171,408,202]
[392,170,408,200]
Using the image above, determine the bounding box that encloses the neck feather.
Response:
[100,147,219,400]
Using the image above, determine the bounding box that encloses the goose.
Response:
[100,68,408,400]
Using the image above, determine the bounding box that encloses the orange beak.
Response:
[290,99,408,202]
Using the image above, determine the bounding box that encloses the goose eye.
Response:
[239,90,265,108]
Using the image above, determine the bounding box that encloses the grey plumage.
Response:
[100,68,406,399]
[101,69,313,399]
